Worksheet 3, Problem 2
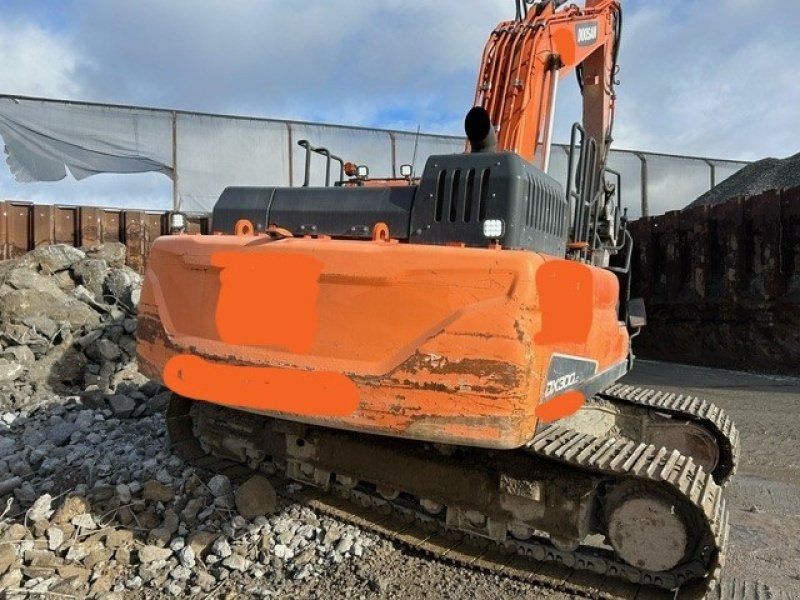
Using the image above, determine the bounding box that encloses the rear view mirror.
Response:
[627,298,647,329]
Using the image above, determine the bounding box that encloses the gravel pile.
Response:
[0,400,556,600]
[0,242,390,599]
[687,151,800,209]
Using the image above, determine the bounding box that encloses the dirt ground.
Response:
[622,360,800,597]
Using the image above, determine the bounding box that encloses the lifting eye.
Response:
[234,219,255,236]
[372,222,390,242]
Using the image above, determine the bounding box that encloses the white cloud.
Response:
[609,0,800,160]
[68,0,508,129]
[0,21,81,98]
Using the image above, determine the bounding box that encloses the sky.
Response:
[0,0,798,210]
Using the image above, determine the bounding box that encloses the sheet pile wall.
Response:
[628,186,800,373]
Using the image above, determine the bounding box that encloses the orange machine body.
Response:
[137,234,629,450]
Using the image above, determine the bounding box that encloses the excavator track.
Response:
[165,388,742,599]
[596,385,740,485]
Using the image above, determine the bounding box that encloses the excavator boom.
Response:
[475,0,620,173]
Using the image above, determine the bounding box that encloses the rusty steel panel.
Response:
[0,201,214,272]
[628,217,654,300]
[185,215,210,235]
[102,209,123,243]
[630,190,800,374]
[143,213,167,264]
[705,208,724,301]
[5,202,32,259]
[186,219,202,235]
[124,211,146,274]
[782,186,800,296]
[0,202,7,260]
[144,213,166,239]
[647,214,667,301]
[33,205,55,248]
[660,211,682,302]
[54,206,79,245]
[711,198,745,301]
[679,204,710,301]
[745,190,784,300]
[79,206,102,246]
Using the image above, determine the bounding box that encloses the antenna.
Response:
[410,124,421,178]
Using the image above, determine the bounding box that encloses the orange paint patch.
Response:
[534,260,593,345]
[535,390,585,423]
[211,251,324,354]
[164,354,359,417]
[551,28,577,67]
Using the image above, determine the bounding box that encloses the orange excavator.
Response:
[137,0,738,596]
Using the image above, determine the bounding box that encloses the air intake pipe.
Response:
[465,107,497,153]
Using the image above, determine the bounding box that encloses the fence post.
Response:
[172,111,179,210]
[286,122,294,187]
[703,159,716,191]
[388,131,397,178]
[635,152,649,217]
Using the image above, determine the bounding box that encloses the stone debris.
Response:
[235,475,278,519]
[0,242,382,598]
[207,474,232,498]
[0,242,146,410]
[0,395,381,600]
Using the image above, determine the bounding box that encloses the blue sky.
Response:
[0,0,798,209]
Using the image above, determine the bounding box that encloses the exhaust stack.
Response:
[465,107,497,153]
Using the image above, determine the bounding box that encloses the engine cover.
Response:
[211,152,566,255]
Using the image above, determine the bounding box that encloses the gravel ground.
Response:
[0,394,567,600]
[3,363,799,599]
[624,361,800,598]
[686,151,800,208]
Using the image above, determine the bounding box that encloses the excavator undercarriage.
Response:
[166,384,738,598]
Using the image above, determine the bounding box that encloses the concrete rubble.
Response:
[0,243,389,599]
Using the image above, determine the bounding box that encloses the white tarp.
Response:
[0,97,173,182]
[175,113,290,212]
[0,96,467,213]
[0,96,748,217]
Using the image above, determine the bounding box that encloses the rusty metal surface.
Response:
[629,185,800,373]
[3,201,33,259]
[0,200,210,272]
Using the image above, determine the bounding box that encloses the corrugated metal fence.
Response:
[0,201,209,273]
